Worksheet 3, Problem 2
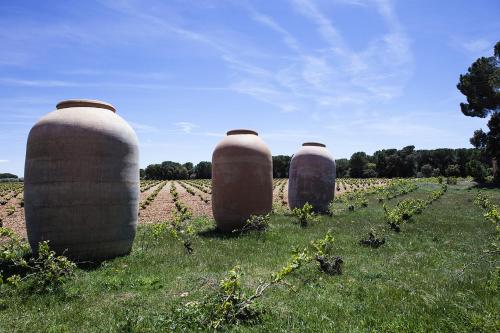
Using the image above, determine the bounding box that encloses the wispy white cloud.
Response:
[227,0,413,114]
[291,0,347,55]
[459,38,493,54]
[128,121,159,133]
[0,78,229,91]
[0,159,9,163]
[175,122,198,134]
[171,123,223,137]
[326,113,450,139]
[197,132,224,137]
[249,12,301,52]
[1,0,413,121]
[62,69,173,81]
[261,129,320,142]
[0,78,79,87]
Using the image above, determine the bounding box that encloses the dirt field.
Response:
[0,179,386,240]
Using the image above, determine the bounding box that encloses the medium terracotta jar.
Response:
[212,129,272,232]
[288,142,336,213]
[24,99,139,261]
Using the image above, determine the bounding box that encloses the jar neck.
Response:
[302,142,326,147]
[227,129,258,136]
[56,100,116,113]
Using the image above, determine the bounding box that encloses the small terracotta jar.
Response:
[288,142,336,213]
[211,129,273,232]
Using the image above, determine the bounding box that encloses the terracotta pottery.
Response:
[24,99,139,261]
[212,129,273,232]
[288,142,336,213]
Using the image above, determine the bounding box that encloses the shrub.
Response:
[432,168,441,177]
[0,226,29,263]
[466,160,487,182]
[360,229,386,248]
[166,230,342,330]
[19,242,76,293]
[445,164,461,177]
[310,230,343,275]
[383,199,426,231]
[239,214,270,233]
[171,250,309,330]
[421,164,433,177]
[362,168,377,178]
[0,230,75,294]
[383,184,447,231]
[473,191,499,254]
[292,202,317,227]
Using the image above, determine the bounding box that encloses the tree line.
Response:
[337,146,491,181]
[141,147,492,181]
[141,161,211,180]
[0,173,18,179]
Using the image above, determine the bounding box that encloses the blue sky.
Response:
[1,0,499,176]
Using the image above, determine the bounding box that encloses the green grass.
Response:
[1,182,499,332]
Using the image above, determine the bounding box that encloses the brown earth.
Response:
[2,180,387,239]
[174,182,212,218]
[139,182,163,202]
[1,191,27,240]
[139,181,175,224]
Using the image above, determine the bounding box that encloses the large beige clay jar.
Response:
[212,129,273,232]
[24,100,139,261]
[288,142,336,213]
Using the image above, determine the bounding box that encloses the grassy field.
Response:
[0,181,499,332]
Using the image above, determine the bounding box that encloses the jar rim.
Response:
[302,142,326,147]
[56,99,116,113]
[227,129,258,136]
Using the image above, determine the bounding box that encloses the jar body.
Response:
[212,130,272,232]
[24,101,139,261]
[288,144,336,213]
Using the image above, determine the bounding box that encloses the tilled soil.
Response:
[139,182,163,202]
[2,180,387,239]
[181,182,211,203]
[174,182,212,218]
[0,192,26,240]
[139,181,175,224]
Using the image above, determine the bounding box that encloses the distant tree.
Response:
[159,161,187,179]
[420,164,433,177]
[141,146,490,180]
[445,164,460,177]
[457,41,500,182]
[429,149,456,175]
[144,161,188,180]
[139,169,145,179]
[349,152,368,178]
[194,161,212,179]
[362,168,377,178]
[144,164,162,180]
[335,158,350,178]
[183,162,194,177]
[362,162,377,178]
[374,149,397,177]
[373,147,416,178]
[466,160,487,182]
[0,173,18,179]
[400,145,417,177]
[455,148,480,177]
[272,155,291,178]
